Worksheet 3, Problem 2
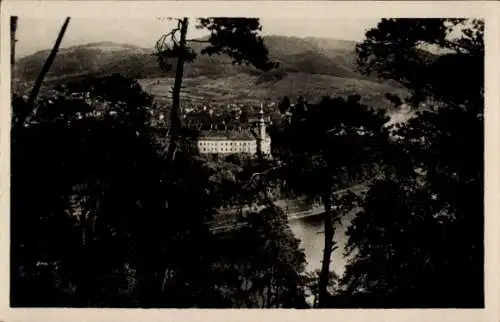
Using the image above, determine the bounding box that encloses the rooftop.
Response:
[198,129,256,141]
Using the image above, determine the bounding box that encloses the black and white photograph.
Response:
[3,0,492,315]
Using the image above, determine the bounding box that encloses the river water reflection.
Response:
[288,209,356,276]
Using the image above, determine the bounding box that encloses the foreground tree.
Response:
[338,18,484,308]
[11,75,162,306]
[11,75,230,307]
[211,206,308,308]
[183,155,309,308]
[11,16,18,85]
[273,95,389,307]
[155,18,277,163]
[11,74,308,307]
[12,17,71,127]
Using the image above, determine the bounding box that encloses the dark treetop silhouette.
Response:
[335,18,484,308]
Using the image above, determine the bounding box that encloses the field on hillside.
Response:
[16,37,409,111]
[139,72,407,109]
[15,70,407,116]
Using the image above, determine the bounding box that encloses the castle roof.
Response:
[198,129,256,141]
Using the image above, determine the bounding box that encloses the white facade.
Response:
[260,137,271,155]
[174,103,272,156]
[197,136,271,155]
[196,103,271,156]
[198,139,256,154]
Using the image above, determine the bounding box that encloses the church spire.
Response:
[258,103,266,139]
[256,102,266,157]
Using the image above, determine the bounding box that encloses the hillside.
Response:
[139,73,400,110]
[15,36,406,108]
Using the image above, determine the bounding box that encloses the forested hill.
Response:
[15,36,406,108]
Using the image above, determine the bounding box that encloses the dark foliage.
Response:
[275,95,389,197]
[357,18,483,107]
[338,18,484,308]
[271,94,389,307]
[212,206,308,308]
[196,18,279,71]
[11,73,307,308]
[11,75,165,306]
[278,96,291,115]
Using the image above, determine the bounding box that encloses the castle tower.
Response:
[258,103,266,140]
[256,103,266,157]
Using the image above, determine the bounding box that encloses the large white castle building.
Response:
[196,104,270,155]
[175,103,272,156]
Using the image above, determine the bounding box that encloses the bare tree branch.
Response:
[244,165,283,190]
[155,29,178,52]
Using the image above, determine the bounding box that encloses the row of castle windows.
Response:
[200,145,270,152]
[202,147,254,153]
[198,141,255,147]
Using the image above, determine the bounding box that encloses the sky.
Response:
[15,17,380,57]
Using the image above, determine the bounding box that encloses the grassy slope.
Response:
[139,73,404,109]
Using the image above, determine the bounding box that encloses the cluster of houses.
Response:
[160,97,308,157]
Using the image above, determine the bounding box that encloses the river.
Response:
[288,209,357,276]
[288,107,414,275]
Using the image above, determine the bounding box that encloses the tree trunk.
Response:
[318,189,335,308]
[266,274,274,308]
[28,17,70,107]
[166,17,189,164]
[155,19,189,304]
[11,16,18,88]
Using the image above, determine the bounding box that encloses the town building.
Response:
[179,103,271,156]
[195,130,268,155]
